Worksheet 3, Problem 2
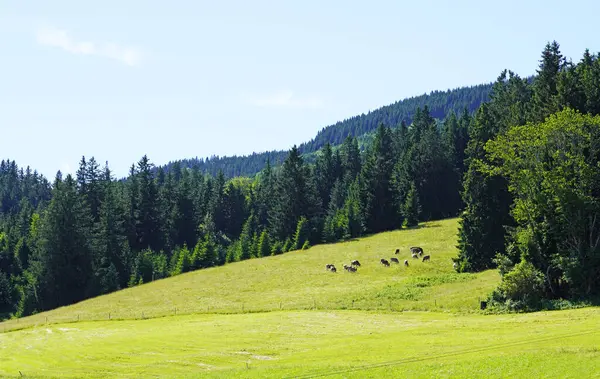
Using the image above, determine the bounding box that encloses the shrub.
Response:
[490,260,545,311]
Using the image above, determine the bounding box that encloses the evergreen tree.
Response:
[403,182,420,227]
[531,41,566,122]
[257,230,271,258]
[360,124,398,233]
[455,104,513,272]
[35,174,94,310]
[136,155,161,252]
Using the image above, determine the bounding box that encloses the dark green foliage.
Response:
[360,124,399,233]
[0,271,11,313]
[402,182,420,227]
[35,174,94,310]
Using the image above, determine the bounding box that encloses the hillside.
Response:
[164,83,492,178]
[0,218,498,332]
[2,218,600,378]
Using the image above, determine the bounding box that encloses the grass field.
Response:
[1,218,599,378]
[0,218,498,332]
[2,308,599,378]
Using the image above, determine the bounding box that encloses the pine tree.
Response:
[136,155,161,252]
[35,174,94,310]
[402,182,420,227]
[455,104,513,272]
[531,41,566,122]
[270,146,319,242]
[257,230,271,258]
[315,143,337,210]
[359,124,398,233]
[94,165,130,290]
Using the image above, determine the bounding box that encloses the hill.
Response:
[164,83,492,178]
[0,218,498,332]
[2,218,600,378]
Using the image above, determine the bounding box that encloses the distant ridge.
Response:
[163,82,493,178]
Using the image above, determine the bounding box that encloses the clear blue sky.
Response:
[1,0,599,179]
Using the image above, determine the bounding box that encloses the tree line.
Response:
[456,42,600,310]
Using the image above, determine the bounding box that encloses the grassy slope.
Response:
[0,218,498,332]
[2,218,599,378]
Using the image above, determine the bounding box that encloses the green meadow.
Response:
[1,218,599,378]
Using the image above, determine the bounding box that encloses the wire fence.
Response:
[0,297,484,334]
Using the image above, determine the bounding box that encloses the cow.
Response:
[422,255,431,262]
[351,260,361,267]
[330,266,337,273]
[404,259,409,267]
[380,258,390,267]
[390,257,399,264]
[325,264,334,270]
[345,265,357,273]
[410,247,424,256]
[395,248,400,255]
[453,262,458,270]
[411,253,418,259]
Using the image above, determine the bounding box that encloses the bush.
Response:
[490,260,545,311]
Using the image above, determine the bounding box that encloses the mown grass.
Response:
[1,308,599,378]
[0,218,499,332]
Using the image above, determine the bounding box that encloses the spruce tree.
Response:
[403,182,420,227]
[36,174,94,310]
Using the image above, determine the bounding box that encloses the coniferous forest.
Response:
[2,41,600,319]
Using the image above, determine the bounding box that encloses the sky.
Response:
[1,0,599,179]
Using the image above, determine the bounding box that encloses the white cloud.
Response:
[244,90,324,109]
[36,26,142,66]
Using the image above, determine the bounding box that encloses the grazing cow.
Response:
[330,266,337,273]
[404,259,409,267]
[411,253,418,259]
[344,265,357,272]
[380,258,390,267]
[395,249,400,255]
[390,257,399,264]
[422,255,431,262]
[326,264,333,270]
[410,247,424,256]
[351,260,361,267]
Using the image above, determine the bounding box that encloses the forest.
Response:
[1,41,600,318]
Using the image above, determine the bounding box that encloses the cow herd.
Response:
[325,246,431,274]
